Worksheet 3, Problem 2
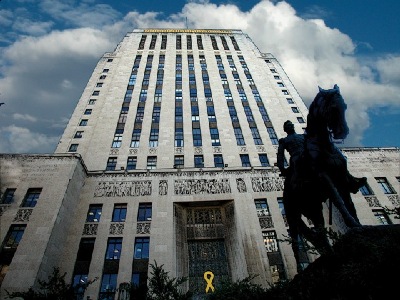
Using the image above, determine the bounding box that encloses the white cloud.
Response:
[12,18,53,35]
[0,0,399,154]
[0,125,58,153]
[13,113,37,122]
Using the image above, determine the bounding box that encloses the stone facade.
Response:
[1,28,399,299]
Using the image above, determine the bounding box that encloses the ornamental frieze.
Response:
[109,223,124,235]
[364,196,380,207]
[83,223,98,235]
[251,176,284,192]
[137,222,151,234]
[174,178,231,195]
[94,180,152,197]
[236,178,247,193]
[13,209,33,222]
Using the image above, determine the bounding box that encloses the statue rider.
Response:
[277,120,366,224]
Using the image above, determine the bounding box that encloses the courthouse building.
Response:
[0,29,399,299]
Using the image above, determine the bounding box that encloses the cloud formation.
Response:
[0,0,399,153]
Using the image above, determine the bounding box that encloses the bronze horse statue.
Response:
[281,84,362,272]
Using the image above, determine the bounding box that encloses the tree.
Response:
[146,261,191,300]
[6,267,97,300]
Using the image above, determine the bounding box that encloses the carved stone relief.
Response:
[137,222,151,234]
[236,178,247,193]
[13,209,33,222]
[94,180,152,197]
[364,196,381,207]
[109,223,124,235]
[256,145,266,152]
[251,177,284,192]
[175,147,184,154]
[194,147,203,154]
[149,148,157,154]
[159,180,168,195]
[83,223,98,235]
[129,148,138,155]
[110,149,119,155]
[387,194,400,206]
[258,216,274,229]
[240,146,247,153]
[174,178,231,195]
[213,147,222,153]
[0,205,9,216]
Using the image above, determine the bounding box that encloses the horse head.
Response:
[315,84,349,140]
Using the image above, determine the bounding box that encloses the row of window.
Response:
[138,34,240,51]
[0,188,41,207]
[105,153,271,171]
[86,203,152,223]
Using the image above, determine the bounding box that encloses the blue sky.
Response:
[0,0,399,153]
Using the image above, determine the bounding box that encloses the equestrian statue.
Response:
[276,84,367,272]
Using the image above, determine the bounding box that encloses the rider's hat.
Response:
[283,120,294,133]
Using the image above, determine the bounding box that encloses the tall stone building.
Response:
[1,29,399,299]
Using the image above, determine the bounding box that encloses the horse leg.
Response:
[320,172,361,227]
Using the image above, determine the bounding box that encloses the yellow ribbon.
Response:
[204,271,215,293]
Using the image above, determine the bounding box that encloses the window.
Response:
[1,188,16,204]
[88,99,96,105]
[297,117,305,123]
[175,128,184,147]
[107,58,113,62]
[277,82,285,87]
[84,109,92,115]
[210,128,220,146]
[286,98,294,104]
[255,198,270,214]
[106,157,117,171]
[79,119,88,126]
[360,183,374,196]
[134,237,150,259]
[75,238,95,262]
[1,225,26,250]
[250,127,263,145]
[214,154,224,168]
[68,144,78,152]
[282,90,289,95]
[174,156,184,168]
[267,127,279,145]
[138,203,152,221]
[74,131,83,138]
[233,127,245,145]
[96,83,103,87]
[375,177,396,194]
[105,238,123,260]
[131,129,141,148]
[291,107,299,113]
[92,91,100,96]
[0,224,26,278]
[259,154,270,167]
[373,210,392,225]
[146,156,157,170]
[127,156,137,170]
[99,273,117,300]
[262,231,279,252]
[149,129,159,148]
[103,69,109,73]
[86,204,102,222]
[277,197,286,217]
[112,132,123,148]
[112,204,127,222]
[240,154,251,167]
[192,128,202,146]
[21,188,42,207]
[194,155,204,168]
